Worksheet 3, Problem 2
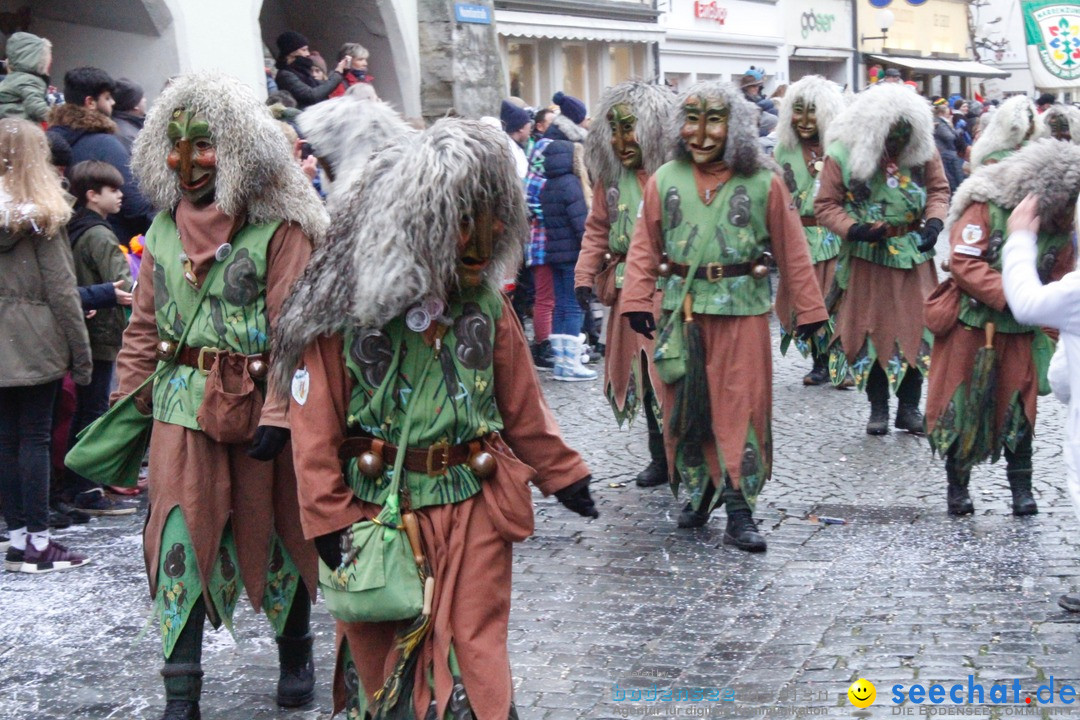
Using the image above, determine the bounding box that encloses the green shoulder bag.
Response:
[653,235,712,385]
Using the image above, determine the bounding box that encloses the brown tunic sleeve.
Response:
[112,245,161,406]
[812,156,858,240]
[289,333,365,540]
[620,174,663,315]
[767,175,829,326]
[260,222,313,428]
[921,152,950,223]
[493,296,590,495]
[574,181,612,289]
[949,203,1006,311]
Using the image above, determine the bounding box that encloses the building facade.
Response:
[784,0,854,88]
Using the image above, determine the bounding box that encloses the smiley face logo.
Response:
[848,678,876,708]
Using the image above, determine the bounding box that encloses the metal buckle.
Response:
[704,263,724,282]
[196,347,222,375]
[425,440,451,476]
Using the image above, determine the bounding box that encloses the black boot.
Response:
[677,481,715,528]
[946,454,974,516]
[723,509,767,552]
[865,367,890,435]
[276,585,315,707]
[894,369,925,435]
[803,352,828,386]
[531,339,554,370]
[1006,442,1037,516]
[161,598,205,720]
[636,432,669,488]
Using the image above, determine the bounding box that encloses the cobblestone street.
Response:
[3,316,1080,720]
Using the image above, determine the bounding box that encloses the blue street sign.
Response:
[868,0,892,7]
[905,0,927,5]
[455,3,492,24]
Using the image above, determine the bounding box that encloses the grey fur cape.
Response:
[584,81,676,189]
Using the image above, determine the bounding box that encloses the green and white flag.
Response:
[1022,0,1080,88]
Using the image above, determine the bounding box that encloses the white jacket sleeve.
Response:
[1048,342,1071,405]
[1001,229,1080,334]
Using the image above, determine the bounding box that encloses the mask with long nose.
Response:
[608,103,641,170]
[166,108,217,206]
[680,95,729,165]
[457,207,502,288]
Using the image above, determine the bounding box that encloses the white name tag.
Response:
[954,244,983,257]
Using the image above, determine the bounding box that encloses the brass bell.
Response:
[968,297,980,309]
[247,358,268,380]
[751,264,770,280]
[468,451,496,479]
[357,451,384,479]
[658,261,671,277]
[603,252,613,262]
[155,340,177,360]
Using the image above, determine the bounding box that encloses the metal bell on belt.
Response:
[751,264,770,280]
[357,450,384,479]
[247,358,268,380]
[156,340,177,360]
[603,252,613,262]
[468,451,496,479]
[658,255,672,277]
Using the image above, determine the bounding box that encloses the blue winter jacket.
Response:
[535,118,588,266]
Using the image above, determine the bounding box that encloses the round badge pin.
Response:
[886,177,899,189]
[214,243,232,262]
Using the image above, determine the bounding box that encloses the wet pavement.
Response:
[3,315,1080,720]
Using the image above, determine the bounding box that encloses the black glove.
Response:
[247,425,290,461]
[315,529,345,568]
[575,286,592,312]
[847,223,888,244]
[796,320,827,341]
[625,311,656,340]
[555,476,599,519]
[917,218,944,252]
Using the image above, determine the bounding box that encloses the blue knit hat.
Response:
[552,91,587,125]
[500,99,532,133]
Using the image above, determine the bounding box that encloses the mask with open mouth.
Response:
[680,94,729,165]
[457,208,501,288]
[166,108,217,206]
[791,99,818,142]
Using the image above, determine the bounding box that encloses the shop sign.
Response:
[694,1,728,25]
[800,10,837,39]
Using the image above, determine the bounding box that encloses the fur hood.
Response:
[47,104,116,134]
[271,117,528,393]
[130,71,328,241]
[1040,103,1080,145]
[296,95,415,206]
[970,95,1040,169]
[546,113,588,143]
[945,139,1080,237]
[671,80,766,176]
[825,83,935,182]
[775,75,846,153]
[584,81,676,189]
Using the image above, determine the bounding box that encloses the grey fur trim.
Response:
[271,118,527,393]
[944,139,1080,238]
[584,81,677,189]
[1039,103,1080,146]
[970,95,1040,169]
[670,81,764,176]
[551,113,588,143]
[131,71,328,241]
[775,75,846,152]
[824,83,935,183]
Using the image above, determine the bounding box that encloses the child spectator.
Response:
[0,32,52,122]
[63,160,136,514]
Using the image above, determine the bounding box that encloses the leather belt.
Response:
[800,216,819,228]
[339,436,482,476]
[668,257,766,282]
[174,345,269,378]
[602,251,626,266]
[881,222,921,239]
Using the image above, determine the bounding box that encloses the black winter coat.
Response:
[536,120,588,266]
[275,60,344,109]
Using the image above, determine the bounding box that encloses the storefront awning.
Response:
[497,9,665,43]
[865,54,1010,79]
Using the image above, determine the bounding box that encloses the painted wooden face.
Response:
[680,95,729,165]
[884,120,912,159]
[607,103,641,170]
[1048,113,1072,142]
[457,208,502,288]
[791,99,818,142]
[166,109,216,206]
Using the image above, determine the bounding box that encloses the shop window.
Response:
[609,44,633,85]
[508,41,538,106]
[562,44,587,102]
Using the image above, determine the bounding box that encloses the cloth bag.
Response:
[653,242,710,385]
[197,353,263,444]
[594,257,621,307]
[924,277,961,338]
[65,263,220,487]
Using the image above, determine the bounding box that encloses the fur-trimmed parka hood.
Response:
[545,113,588,144]
[271,117,528,393]
[825,83,935,182]
[1040,103,1080,145]
[970,95,1040,169]
[584,81,676,189]
[671,80,766,176]
[775,75,846,153]
[945,138,1080,236]
[130,71,328,241]
[47,104,116,135]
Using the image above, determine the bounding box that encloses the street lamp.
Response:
[861,8,895,44]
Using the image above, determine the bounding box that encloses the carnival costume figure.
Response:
[113,72,326,720]
[620,81,828,551]
[772,75,848,386]
[925,140,1079,516]
[814,82,950,435]
[970,94,1040,169]
[1041,103,1080,145]
[273,117,598,720]
[574,81,676,487]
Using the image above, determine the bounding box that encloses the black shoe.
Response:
[866,401,889,435]
[1010,489,1038,516]
[635,458,668,488]
[946,482,974,515]
[1058,594,1080,613]
[676,501,711,528]
[723,509,767,552]
[531,340,554,370]
[52,500,90,525]
[803,366,829,386]
[74,488,136,516]
[48,509,72,529]
[161,699,200,720]
[276,633,315,707]
[894,403,925,435]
